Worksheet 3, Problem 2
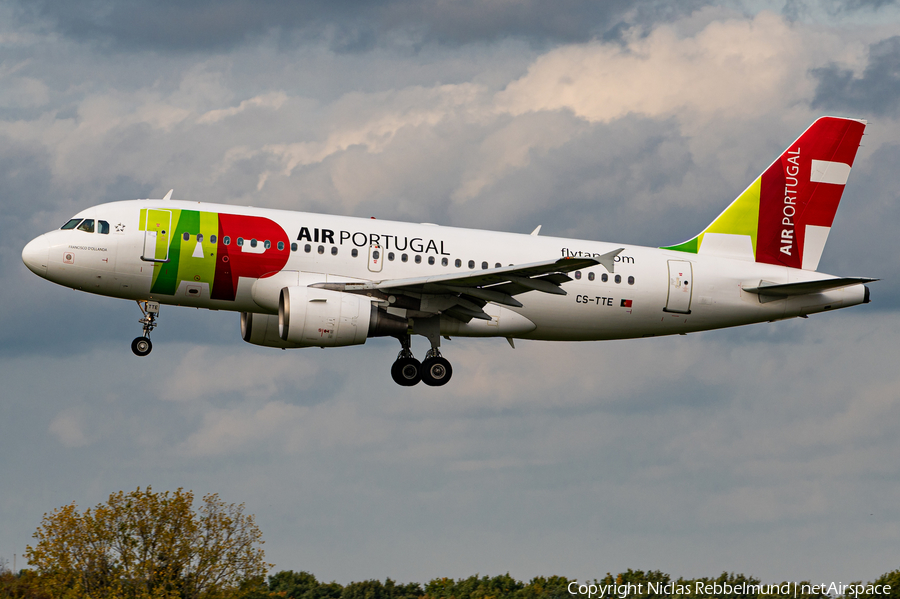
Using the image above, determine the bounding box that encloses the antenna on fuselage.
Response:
[530,225,542,236]
[162,189,173,201]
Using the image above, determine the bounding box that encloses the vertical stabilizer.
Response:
[662,117,866,270]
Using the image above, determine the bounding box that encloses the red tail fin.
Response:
[756,117,866,270]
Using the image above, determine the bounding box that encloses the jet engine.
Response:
[275,286,408,348]
[241,312,305,349]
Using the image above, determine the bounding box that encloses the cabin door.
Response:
[367,243,383,273]
[665,260,693,314]
[142,209,172,262]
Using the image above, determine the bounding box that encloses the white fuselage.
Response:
[23,199,867,343]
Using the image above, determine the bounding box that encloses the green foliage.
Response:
[0,570,53,599]
[343,578,423,599]
[267,571,342,599]
[425,573,524,599]
[870,571,900,599]
[595,570,671,598]
[682,572,762,599]
[24,487,269,599]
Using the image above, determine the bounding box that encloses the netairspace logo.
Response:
[567,581,892,598]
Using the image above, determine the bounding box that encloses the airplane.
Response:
[22,116,876,386]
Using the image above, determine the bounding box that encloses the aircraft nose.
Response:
[22,235,50,276]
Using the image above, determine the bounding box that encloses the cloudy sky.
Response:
[2,0,900,586]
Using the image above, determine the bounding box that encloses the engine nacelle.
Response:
[244,287,409,348]
[241,312,306,348]
[279,286,372,347]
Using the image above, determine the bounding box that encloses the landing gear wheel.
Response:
[391,357,422,386]
[421,356,452,386]
[133,300,160,356]
[131,336,152,357]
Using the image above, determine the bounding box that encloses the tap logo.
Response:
[139,208,290,301]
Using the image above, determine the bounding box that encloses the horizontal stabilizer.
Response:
[744,277,877,297]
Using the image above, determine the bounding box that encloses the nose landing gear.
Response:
[132,300,159,357]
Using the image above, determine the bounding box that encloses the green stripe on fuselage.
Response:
[150,209,219,296]
[179,211,217,286]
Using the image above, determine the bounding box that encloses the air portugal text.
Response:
[297,227,450,255]
[781,147,800,257]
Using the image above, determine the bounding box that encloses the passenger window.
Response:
[331,246,338,255]
[224,236,231,245]
[304,244,311,253]
[99,220,110,234]
[318,245,324,254]
[183,232,190,241]
[481,261,488,269]
[290,242,297,251]
[61,219,82,230]
[277,241,284,250]
[415,255,422,264]
[198,233,205,242]
[615,275,622,284]
[574,271,582,280]
[467,260,474,269]
[441,257,449,266]
[588,272,595,281]
[250,239,258,248]
[351,248,358,257]
[495,263,501,268]
[428,256,435,265]
[373,250,380,260]
[388,252,395,261]
[237,237,244,246]
[77,219,95,233]
[455,259,462,268]
[401,254,408,262]
[210,235,217,244]
[628,276,635,285]
[601,273,608,282]
[264,240,271,249]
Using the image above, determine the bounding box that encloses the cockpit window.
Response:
[76,219,95,233]
[61,219,82,230]
[98,220,110,234]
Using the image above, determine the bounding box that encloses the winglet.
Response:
[596,248,625,273]
[162,189,174,201]
[530,225,542,236]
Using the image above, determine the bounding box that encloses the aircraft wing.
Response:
[316,250,623,322]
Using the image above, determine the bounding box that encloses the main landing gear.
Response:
[131,300,159,357]
[390,334,453,387]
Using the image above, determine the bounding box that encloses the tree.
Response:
[267,571,343,599]
[25,487,269,599]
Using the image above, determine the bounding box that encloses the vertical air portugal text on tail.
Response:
[22,117,877,387]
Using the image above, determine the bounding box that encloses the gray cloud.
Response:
[14,0,710,52]
[812,36,900,117]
